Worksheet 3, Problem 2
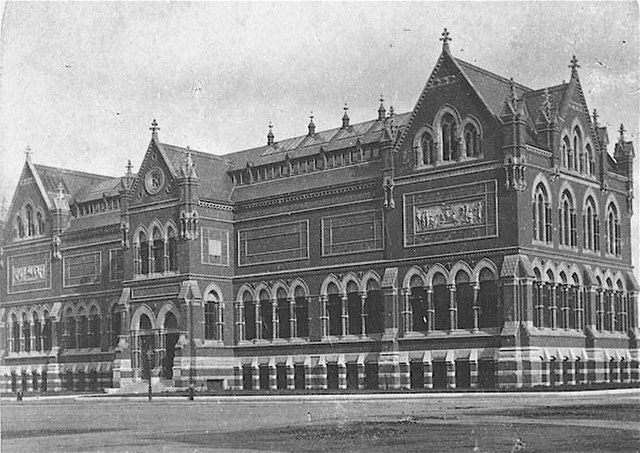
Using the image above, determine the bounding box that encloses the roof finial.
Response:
[389,105,395,117]
[508,77,517,105]
[619,123,626,142]
[56,182,65,201]
[541,87,552,116]
[378,95,386,121]
[126,159,133,176]
[342,102,350,128]
[440,28,452,51]
[267,121,275,146]
[592,109,599,127]
[25,145,32,162]
[150,119,160,140]
[569,55,580,75]
[308,112,315,136]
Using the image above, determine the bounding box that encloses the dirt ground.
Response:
[2,390,639,452]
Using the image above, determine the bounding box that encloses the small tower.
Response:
[378,95,386,121]
[308,112,316,136]
[342,103,350,129]
[267,122,275,146]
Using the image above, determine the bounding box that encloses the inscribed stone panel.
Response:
[238,220,308,266]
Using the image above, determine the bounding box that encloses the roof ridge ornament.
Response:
[440,28,452,52]
[56,182,65,201]
[342,103,350,128]
[378,95,386,121]
[569,55,580,76]
[541,87,552,116]
[619,123,626,142]
[25,145,32,162]
[267,121,275,146]
[508,77,518,107]
[592,109,599,128]
[181,147,197,178]
[150,119,160,140]
[308,112,316,136]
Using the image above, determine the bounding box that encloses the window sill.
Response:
[133,271,178,280]
[532,240,554,248]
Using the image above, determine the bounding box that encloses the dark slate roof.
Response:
[73,177,123,203]
[158,143,234,202]
[65,210,121,232]
[455,59,532,116]
[522,84,568,119]
[33,164,114,205]
[224,113,412,169]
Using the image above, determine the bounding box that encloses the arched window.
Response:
[294,285,309,338]
[326,283,342,336]
[139,231,149,275]
[441,113,457,161]
[152,226,164,273]
[409,274,427,332]
[455,271,473,330]
[365,279,383,334]
[432,273,449,331]
[43,311,52,351]
[77,307,88,349]
[110,304,122,347]
[586,144,594,176]
[572,126,582,172]
[243,291,256,341]
[89,306,101,348]
[559,191,576,248]
[533,183,552,243]
[37,211,45,235]
[420,132,435,165]
[533,269,544,328]
[22,313,31,353]
[12,314,20,353]
[259,289,272,340]
[205,290,222,340]
[478,268,499,328]
[65,308,77,350]
[25,204,35,237]
[33,312,41,351]
[167,226,178,272]
[464,123,480,157]
[606,203,620,256]
[15,215,25,239]
[583,197,600,251]
[276,288,290,339]
[561,137,571,168]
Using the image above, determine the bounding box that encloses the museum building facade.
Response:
[1,30,637,392]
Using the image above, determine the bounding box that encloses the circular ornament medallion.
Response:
[144,167,165,195]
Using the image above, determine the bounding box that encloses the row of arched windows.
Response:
[62,305,121,350]
[13,203,46,240]
[532,183,621,256]
[134,223,178,275]
[532,269,629,333]
[415,107,482,167]
[561,126,595,176]
[9,312,52,354]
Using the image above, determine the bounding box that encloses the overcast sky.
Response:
[1,1,638,267]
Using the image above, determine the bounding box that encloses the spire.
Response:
[569,55,580,77]
[378,95,386,121]
[342,103,350,128]
[150,119,160,141]
[440,28,452,52]
[592,109,599,127]
[25,145,32,162]
[267,121,274,146]
[308,112,315,136]
[619,123,626,142]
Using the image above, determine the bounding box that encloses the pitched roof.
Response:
[455,58,532,116]
[33,164,114,205]
[224,113,412,169]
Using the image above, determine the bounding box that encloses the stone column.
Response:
[163,239,169,273]
[472,283,480,332]
[562,285,570,329]
[320,296,328,339]
[341,295,348,336]
[29,321,36,352]
[271,298,278,340]
[134,243,141,275]
[288,298,296,338]
[235,302,244,342]
[549,284,557,329]
[254,300,262,340]
[148,242,155,275]
[608,290,615,332]
[448,284,457,331]
[217,302,224,342]
[360,292,367,335]
[401,289,411,334]
[426,287,434,332]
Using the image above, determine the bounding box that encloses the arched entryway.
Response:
[139,314,155,381]
[162,312,179,379]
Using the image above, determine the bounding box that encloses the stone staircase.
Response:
[105,379,180,395]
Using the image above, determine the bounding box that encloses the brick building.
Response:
[1,30,637,392]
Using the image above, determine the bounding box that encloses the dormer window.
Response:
[464,123,480,157]
[26,204,35,236]
[15,215,25,239]
[441,113,457,161]
[421,133,435,165]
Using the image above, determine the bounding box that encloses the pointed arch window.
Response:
[139,231,149,275]
[420,132,435,165]
[583,197,600,252]
[25,204,35,237]
[464,123,480,157]
[441,113,458,161]
[562,136,571,168]
[205,290,223,341]
[586,144,595,176]
[606,203,621,256]
[36,211,45,235]
[152,227,164,273]
[559,191,576,248]
[572,126,582,171]
[15,215,25,239]
[532,183,552,243]
[167,226,178,271]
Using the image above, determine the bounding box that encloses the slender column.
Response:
[576,287,584,330]
[562,285,570,329]
[320,296,329,339]
[254,300,262,340]
[148,242,155,274]
[217,302,224,341]
[235,302,244,342]
[426,287,434,332]
[271,298,279,340]
[134,243,141,275]
[608,290,615,332]
[288,298,296,338]
[472,283,480,332]
[448,284,457,331]
[29,322,36,352]
[163,239,169,273]
[360,292,367,335]
[341,295,348,336]
[401,289,411,333]
[549,284,558,329]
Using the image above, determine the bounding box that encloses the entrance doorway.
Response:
[162,312,179,379]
